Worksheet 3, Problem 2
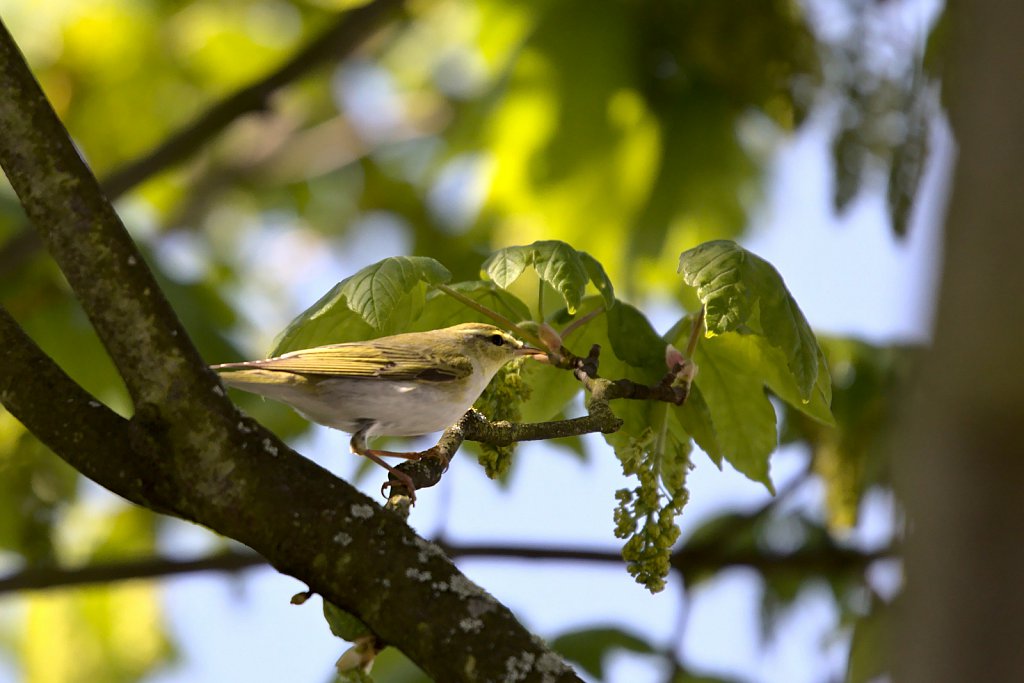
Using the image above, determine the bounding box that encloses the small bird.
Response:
[212,323,537,499]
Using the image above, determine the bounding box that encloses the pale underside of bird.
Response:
[212,323,536,500]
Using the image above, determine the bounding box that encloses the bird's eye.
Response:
[488,334,505,346]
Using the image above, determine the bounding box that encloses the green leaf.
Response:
[691,332,779,492]
[551,627,656,680]
[887,84,931,237]
[678,240,826,400]
[516,361,582,423]
[728,334,833,426]
[675,384,723,468]
[578,251,616,308]
[481,246,531,290]
[482,241,590,314]
[271,256,450,354]
[847,597,892,683]
[606,302,665,370]
[272,295,375,356]
[323,601,371,642]
[340,256,452,329]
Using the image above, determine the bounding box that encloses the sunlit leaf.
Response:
[483,241,589,314]
[678,240,826,400]
[578,251,616,308]
[339,256,452,330]
[272,256,450,354]
[629,100,754,269]
[23,584,172,683]
[726,334,833,426]
[691,333,779,491]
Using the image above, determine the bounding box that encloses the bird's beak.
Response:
[514,345,546,359]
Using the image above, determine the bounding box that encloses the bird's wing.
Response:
[214,342,473,382]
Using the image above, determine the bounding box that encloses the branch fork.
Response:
[385,341,698,506]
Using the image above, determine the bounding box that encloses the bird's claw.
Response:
[381,471,417,505]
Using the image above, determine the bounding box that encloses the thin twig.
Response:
[685,306,705,358]
[434,284,542,348]
[559,305,606,340]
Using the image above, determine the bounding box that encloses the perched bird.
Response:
[212,323,537,499]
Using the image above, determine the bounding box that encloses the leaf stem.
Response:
[685,306,706,358]
[435,284,545,349]
[560,305,606,340]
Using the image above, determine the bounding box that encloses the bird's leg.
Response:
[350,430,418,504]
[352,434,448,467]
[363,443,450,476]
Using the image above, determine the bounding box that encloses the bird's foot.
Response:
[380,468,417,505]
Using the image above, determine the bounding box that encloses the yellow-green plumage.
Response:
[212,323,529,439]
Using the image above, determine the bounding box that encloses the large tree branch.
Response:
[0,0,405,275]
[0,16,578,681]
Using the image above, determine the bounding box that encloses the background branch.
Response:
[0,551,264,594]
[0,541,893,595]
[0,0,405,276]
[99,0,404,199]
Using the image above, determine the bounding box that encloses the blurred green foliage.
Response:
[0,0,936,680]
